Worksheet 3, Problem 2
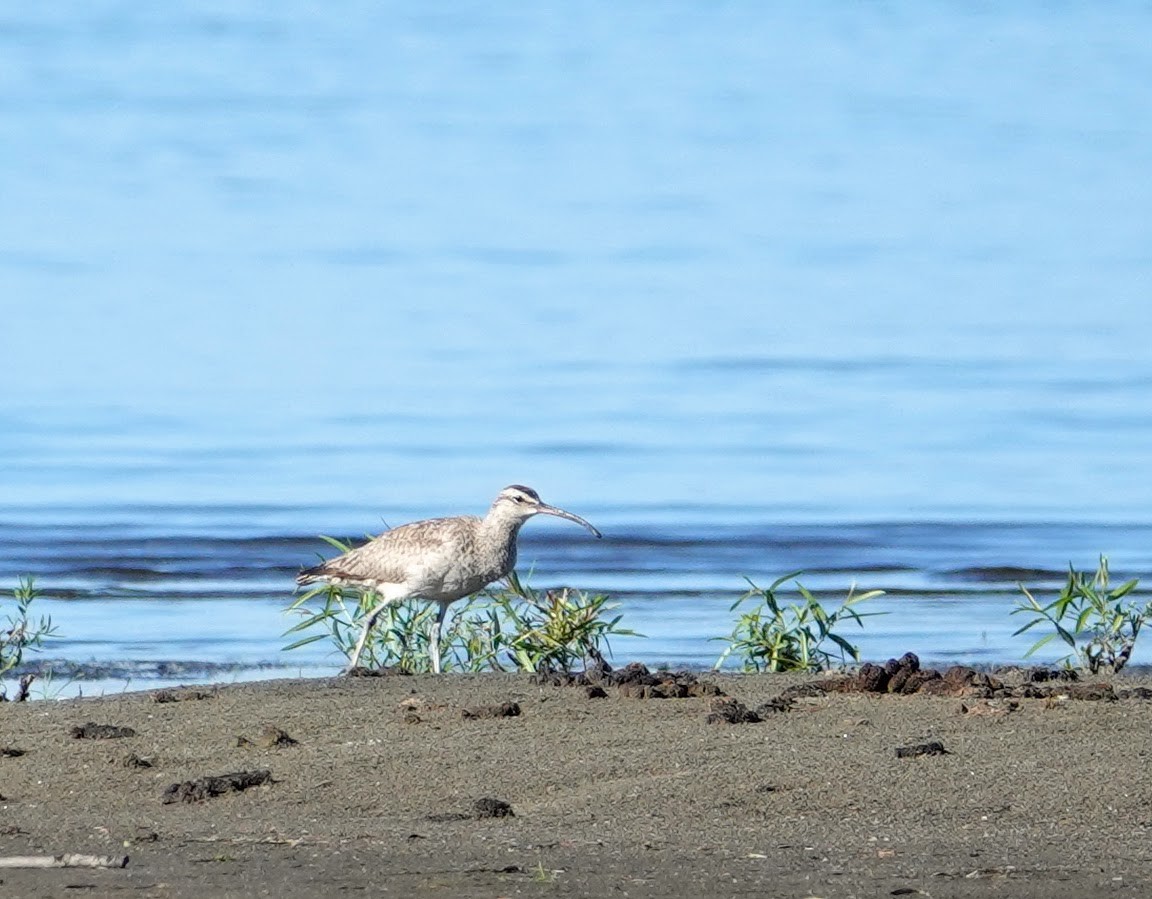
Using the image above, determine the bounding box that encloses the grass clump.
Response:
[713,572,884,673]
[481,571,639,674]
[1012,555,1149,674]
[2,577,58,700]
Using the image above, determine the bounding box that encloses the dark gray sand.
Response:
[1,667,1150,898]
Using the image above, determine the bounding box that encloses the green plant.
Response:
[3,576,57,674]
[1012,556,1148,673]
[713,572,884,672]
[2,576,58,700]
[482,571,639,674]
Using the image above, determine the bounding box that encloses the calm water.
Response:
[2,4,1152,694]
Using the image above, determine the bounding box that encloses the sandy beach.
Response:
[1,661,1150,898]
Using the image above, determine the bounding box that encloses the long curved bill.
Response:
[538,504,603,539]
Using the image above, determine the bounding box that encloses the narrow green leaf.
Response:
[282,633,331,652]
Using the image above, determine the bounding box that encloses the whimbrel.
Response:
[296,485,602,674]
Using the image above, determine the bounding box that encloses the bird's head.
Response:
[491,485,602,538]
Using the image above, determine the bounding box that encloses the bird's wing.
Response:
[307,516,479,586]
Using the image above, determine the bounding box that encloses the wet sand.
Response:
[1,664,1150,898]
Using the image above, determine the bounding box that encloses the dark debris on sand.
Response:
[708,652,1138,725]
[461,701,521,720]
[895,740,950,759]
[526,651,1135,726]
[780,653,1123,702]
[532,653,726,700]
[427,798,515,823]
[151,688,215,703]
[472,797,514,818]
[705,697,762,725]
[162,769,273,804]
[830,653,1004,697]
[70,722,138,740]
[347,666,413,678]
[237,725,299,749]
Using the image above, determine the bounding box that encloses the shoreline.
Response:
[1,664,1151,897]
[14,652,1152,702]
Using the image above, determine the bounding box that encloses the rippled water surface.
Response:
[2,3,1152,693]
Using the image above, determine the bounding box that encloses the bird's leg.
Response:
[429,600,452,675]
[344,596,394,674]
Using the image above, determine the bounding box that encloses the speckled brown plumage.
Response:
[298,515,516,601]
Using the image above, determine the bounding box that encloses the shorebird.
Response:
[296,485,602,674]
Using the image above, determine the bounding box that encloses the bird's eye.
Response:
[513,495,526,503]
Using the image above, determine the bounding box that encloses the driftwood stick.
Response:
[0,853,129,869]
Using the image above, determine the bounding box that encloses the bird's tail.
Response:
[295,564,327,586]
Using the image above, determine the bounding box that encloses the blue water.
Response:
[2,4,1152,693]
